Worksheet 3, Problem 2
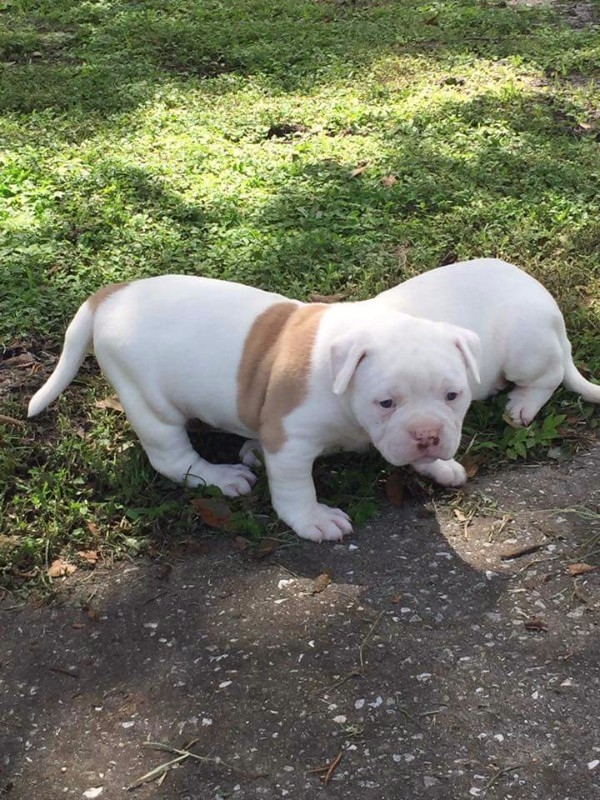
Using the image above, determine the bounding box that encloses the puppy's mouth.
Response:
[376,440,457,467]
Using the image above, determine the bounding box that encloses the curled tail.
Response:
[28,301,95,417]
[563,359,600,403]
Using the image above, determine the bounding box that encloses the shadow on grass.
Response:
[0,0,595,121]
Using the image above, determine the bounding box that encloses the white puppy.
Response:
[375,257,600,425]
[28,276,481,542]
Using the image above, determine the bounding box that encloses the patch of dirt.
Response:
[507,0,596,28]
[1,443,600,799]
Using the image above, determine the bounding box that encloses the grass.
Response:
[1,0,600,590]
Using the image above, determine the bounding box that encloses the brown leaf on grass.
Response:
[76,549,100,565]
[461,453,480,478]
[87,607,100,622]
[568,562,598,576]
[231,536,251,552]
[385,470,406,508]
[310,293,346,304]
[48,558,77,578]
[311,570,332,594]
[349,161,368,178]
[190,497,233,530]
[253,537,282,559]
[1,353,36,368]
[381,174,397,187]
[0,413,24,427]
[94,395,124,412]
[86,522,100,537]
[453,508,469,523]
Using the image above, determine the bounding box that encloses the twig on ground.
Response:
[126,753,189,790]
[127,739,267,790]
[308,751,344,785]
[359,610,385,669]
[484,762,526,791]
[314,668,363,696]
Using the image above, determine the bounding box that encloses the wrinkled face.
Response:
[331,315,479,466]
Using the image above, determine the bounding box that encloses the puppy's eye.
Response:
[446,391,459,402]
[379,399,395,409]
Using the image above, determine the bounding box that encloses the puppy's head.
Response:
[330,312,480,466]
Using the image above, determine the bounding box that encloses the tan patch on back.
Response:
[237,302,327,453]
[88,282,130,311]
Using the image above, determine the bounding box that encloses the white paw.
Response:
[288,504,353,543]
[209,463,257,497]
[504,397,534,427]
[413,458,467,487]
[239,439,263,468]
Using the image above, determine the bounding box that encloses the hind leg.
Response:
[503,331,563,426]
[505,384,559,426]
[117,388,256,496]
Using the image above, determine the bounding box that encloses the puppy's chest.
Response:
[321,426,371,455]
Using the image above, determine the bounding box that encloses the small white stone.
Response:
[201,718,213,726]
[278,579,294,589]
[333,715,347,724]
[588,760,600,771]
[469,789,482,797]
[493,734,504,742]
[392,754,402,763]
[354,699,365,710]
[219,681,232,689]
[120,721,135,729]
[83,789,103,799]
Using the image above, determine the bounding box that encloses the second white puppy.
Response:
[28,276,481,542]
[375,258,600,425]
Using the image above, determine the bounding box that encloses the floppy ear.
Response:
[330,332,368,395]
[453,326,481,385]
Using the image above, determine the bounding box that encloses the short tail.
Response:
[28,301,95,417]
[563,356,600,404]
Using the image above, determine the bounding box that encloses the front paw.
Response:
[286,504,353,543]
[239,439,263,468]
[412,458,467,487]
[209,464,257,497]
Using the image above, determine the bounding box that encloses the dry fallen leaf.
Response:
[461,453,480,478]
[310,293,346,304]
[381,174,397,187]
[47,558,77,578]
[524,618,548,632]
[568,562,598,576]
[385,470,406,508]
[453,508,469,523]
[311,570,332,594]
[94,395,124,412]
[76,549,100,565]
[389,593,403,604]
[253,537,282,559]
[190,497,233,530]
[349,161,368,178]
[231,535,251,552]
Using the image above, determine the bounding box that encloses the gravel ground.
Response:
[2,446,600,800]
